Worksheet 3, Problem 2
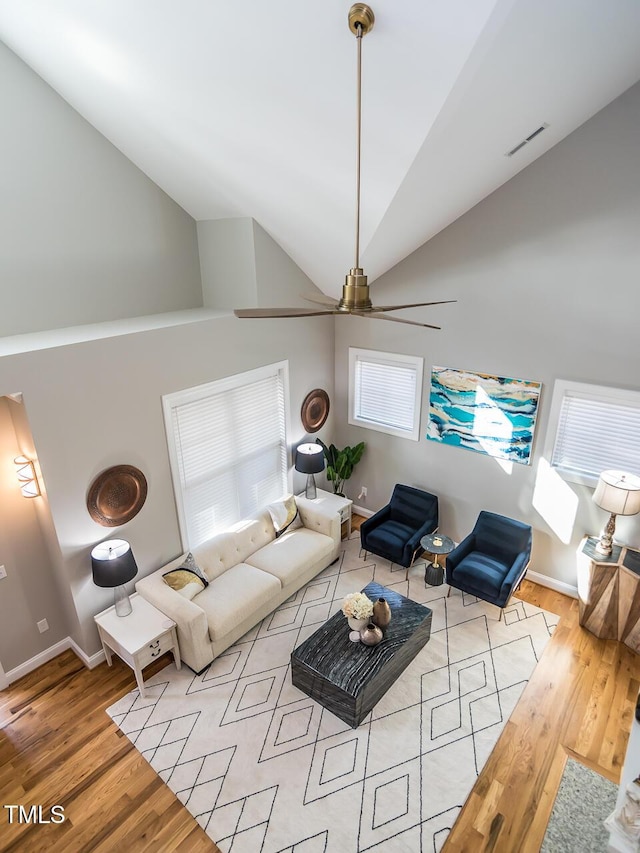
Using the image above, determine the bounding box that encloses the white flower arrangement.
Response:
[341,592,373,621]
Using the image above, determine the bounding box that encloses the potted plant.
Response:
[315,439,365,497]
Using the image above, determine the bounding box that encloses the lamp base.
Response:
[305,474,318,500]
[114,584,132,617]
[595,512,617,556]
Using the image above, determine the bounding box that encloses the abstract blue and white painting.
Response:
[427,366,542,464]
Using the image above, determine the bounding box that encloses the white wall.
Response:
[335,81,640,589]
[0,40,203,337]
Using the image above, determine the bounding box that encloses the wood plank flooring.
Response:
[444,578,640,852]
[2,531,640,852]
[0,650,218,853]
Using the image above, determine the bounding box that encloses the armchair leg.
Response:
[447,586,452,598]
[498,607,503,621]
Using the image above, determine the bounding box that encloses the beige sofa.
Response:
[136,495,341,672]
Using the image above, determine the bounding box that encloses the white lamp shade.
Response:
[593,470,640,516]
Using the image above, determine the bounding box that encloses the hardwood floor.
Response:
[2,535,639,852]
[0,650,218,853]
[444,578,640,852]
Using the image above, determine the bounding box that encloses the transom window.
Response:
[348,348,423,441]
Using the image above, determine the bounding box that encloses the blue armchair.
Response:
[445,511,532,618]
[360,484,438,575]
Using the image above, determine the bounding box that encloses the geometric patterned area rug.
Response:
[107,533,558,852]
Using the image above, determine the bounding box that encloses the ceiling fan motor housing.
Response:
[339,268,372,311]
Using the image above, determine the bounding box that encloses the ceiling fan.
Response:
[234,4,455,330]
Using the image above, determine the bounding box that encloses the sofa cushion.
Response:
[246,528,334,586]
[193,563,281,643]
[193,513,275,581]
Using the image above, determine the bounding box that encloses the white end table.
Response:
[94,592,181,697]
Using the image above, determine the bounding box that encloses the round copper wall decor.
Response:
[301,389,330,433]
[87,465,148,527]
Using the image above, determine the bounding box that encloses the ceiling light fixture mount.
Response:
[348,3,375,36]
[234,4,455,329]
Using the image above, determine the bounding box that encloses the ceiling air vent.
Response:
[505,123,549,157]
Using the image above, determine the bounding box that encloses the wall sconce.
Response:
[14,455,40,498]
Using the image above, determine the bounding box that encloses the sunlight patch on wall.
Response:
[533,457,579,544]
[473,385,513,474]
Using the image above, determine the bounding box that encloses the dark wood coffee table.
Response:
[290,581,432,728]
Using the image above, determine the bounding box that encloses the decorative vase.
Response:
[347,616,368,642]
[360,623,383,646]
[372,598,391,630]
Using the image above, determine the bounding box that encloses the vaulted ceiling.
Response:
[1,0,639,298]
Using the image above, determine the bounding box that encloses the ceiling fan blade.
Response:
[351,311,441,330]
[369,299,457,313]
[234,307,338,318]
[303,295,339,309]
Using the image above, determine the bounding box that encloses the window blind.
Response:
[353,356,417,433]
[551,394,640,480]
[169,368,287,547]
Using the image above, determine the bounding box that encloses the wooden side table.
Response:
[94,592,181,697]
[577,536,640,653]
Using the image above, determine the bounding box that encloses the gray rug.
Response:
[541,758,617,852]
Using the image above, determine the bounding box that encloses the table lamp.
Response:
[592,470,640,555]
[295,443,325,500]
[91,539,138,616]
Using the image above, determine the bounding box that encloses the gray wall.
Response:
[0,398,68,669]
[0,40,203,337]
[198,217,328,310]
[335,81,640,589]
[0,313,335,666]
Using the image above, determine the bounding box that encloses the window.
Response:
[546,379,640,486]
[348,348,423,440]
[163,362,290,548]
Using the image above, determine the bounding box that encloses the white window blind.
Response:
[349,348,423,440]
[164,363,289,548]
[552,394,640,480]
[545,380,640,486]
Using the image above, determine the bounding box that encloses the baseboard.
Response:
[4,637,105,686]
[4,638,72,685]
[352,504,374,518]
[527,569,578,600]
[69,637,106,670]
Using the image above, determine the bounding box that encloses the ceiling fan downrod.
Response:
[338,3,375,313]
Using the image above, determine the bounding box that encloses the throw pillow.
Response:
[266,494,303,538]
[162,552,209,600]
